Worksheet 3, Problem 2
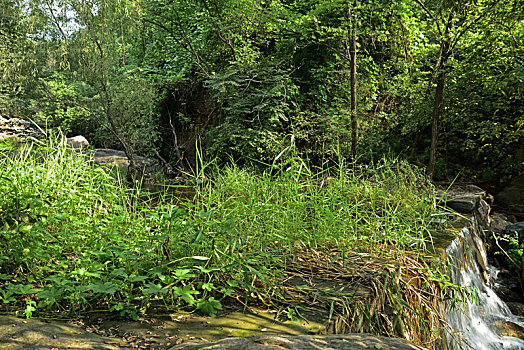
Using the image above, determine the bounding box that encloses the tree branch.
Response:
[413,0,443,36]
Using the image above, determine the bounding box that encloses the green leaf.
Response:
[173,285,199,305]
[128,275,148,282]
[8,284,41,295]
[174,269,196,280]
[88,281,118,294]
[142,283,168,296]
[201,282,215,291]
[196,297,222,317]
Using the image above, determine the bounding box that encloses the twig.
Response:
[491,231,520,270]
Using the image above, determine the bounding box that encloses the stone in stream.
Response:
[490,320,524,341]
[0,315,120,350]
[490,213,513,233]
[506,302,524,317]
[169,334,429,350]
[436,184,491,226]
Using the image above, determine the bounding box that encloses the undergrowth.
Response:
[0,136,460,346]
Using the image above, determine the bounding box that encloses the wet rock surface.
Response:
[0,312,428,350]
[0,315,120,350]
[169,334,429,350]
[493,286,524,303]
[507,302,524,317]
[490,320,524,340]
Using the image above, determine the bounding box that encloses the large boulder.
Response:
[436,184,491,226]
[90,148,161,180]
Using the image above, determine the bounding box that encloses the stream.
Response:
[445,223,524,349]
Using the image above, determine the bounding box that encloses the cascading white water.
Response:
[445,225,524,350]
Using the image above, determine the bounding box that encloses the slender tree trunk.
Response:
[427,70,446,178]
[348,4,358,157]
[427,12,453,179]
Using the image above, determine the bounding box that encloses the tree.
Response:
[52,0,159,180]
[414,0,503,178]
[345,1,358,157]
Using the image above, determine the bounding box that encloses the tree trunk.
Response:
[427,12,454,179]
[427,71,446,179]
[349,4,358,157]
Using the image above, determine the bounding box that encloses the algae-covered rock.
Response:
[491,320,524,340]
[169,334,428,350]
[0,315,120,350]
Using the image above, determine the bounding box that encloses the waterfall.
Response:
[445,224,524,349]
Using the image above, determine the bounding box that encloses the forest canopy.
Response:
[1,0,523,180]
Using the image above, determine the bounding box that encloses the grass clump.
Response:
[0,137,457,347]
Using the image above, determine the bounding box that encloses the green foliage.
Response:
[2,0,522,179]
[495,233,524,274]
[205,62,298,162]
[32,72,96,135]
[0,136,453,326]
[0,136,221,317]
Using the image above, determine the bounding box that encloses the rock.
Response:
[490,213,512,233]
[436,185,492,217]
[506,302,524,317]
[0,117,45,141]
[476,199,490,227]
[490,320,524,340]
[493,285,524,303]
[66,135,90,150]
[440,195,480,213]
[505,222,524,245]
[496,175,524,213]
[90,148,160,180]
[0,315,120,350]
[169,334,429,350]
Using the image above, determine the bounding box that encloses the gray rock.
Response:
[169,334,429,350]
[89,148,160,180]
[507,302,524,317]
[0,117,45,140]
[476,199,490,227]
[494,285,524,303]
[0,315,119,350]
[445,195,480,213]
[496,175,524,213]
[490,213,512,233]
[436,185,493,215]
[505,222,524,245]
[66,135,90,149]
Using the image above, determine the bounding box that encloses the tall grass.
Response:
[0,136,457,346]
